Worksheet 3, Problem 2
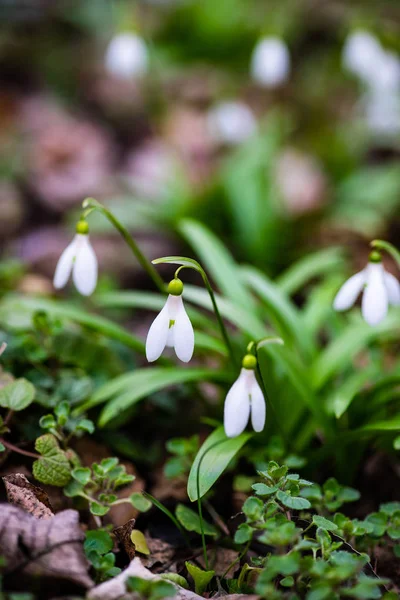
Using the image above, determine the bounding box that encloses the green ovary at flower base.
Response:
[145,278,195,363]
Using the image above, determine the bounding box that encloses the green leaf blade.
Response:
[187,426,252,502]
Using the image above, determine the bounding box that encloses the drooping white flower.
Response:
[333,252,400,326]
[342,31,383,84]
[104,33,148,80]
[363,50,400,136]
[207,101,257,145]
[250,37,290,88]
[224,355,265,438]
[53,221,98,296]
[146,279,194,363]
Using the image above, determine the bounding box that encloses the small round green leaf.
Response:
[0,379,35,411]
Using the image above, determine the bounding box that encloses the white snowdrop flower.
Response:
[342,31,383,84]
[365,88,400,136]
[146,278,194,363]
[207,101,257,145]
[105,33,148,80]
[371,50,400,91]
[250,36,290,88]
[224,354,265,438]
[333,251,400,326]
[53,220,98,297]
[363,50,400,136]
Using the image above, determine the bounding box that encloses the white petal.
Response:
[384,271,400,306]
[145,297,171,362]
[166,326,175,348]
[224,369,251,438]
[173,296,194,363]
[250,379,266,433]
[53,237,77,290]
[362,263,388,326]
[333,270,366,311]
[72,235,98,296]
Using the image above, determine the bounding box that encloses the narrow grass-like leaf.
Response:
[187,426,252,502]
[241,265,315,358]
[94,368,229,426]
[178,219,256,311]
[326,366,379,419]
[276,247,345,296]
[0,295,144,352]
[311,312,400,390]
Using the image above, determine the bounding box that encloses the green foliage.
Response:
[185,562,215,595]
[187,426,252,501]
[175,503,218,537]
[0,378,35,411]
[39,400,95,443]
[126,577,176,600]
[64,457,136,516]
[32,434,71,486]
[232,462,395,598]
[130,530,150,555]
[81,366,229,426]
[164,435,199,479]
[84,529,120,582]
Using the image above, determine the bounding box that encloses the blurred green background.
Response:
[0,0,399,289]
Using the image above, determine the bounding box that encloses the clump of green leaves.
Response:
[64,457,150,517]
[84,529,120,582]
[232,462,396,599]
[126,576,176,600]
[39,399,94,442]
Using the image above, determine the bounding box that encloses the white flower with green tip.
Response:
[146,278,194,363]
[53,220,98,297]
[333,251,400,326]
[224,354,265,438]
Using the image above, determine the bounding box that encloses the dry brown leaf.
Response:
[114,518,136,560]
[144,534,175,571]
[0,505,93,592]
[198,547,239,577]
[3,473,54,518]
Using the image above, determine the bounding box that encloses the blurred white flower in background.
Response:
[342,31,383,83]
[105,33,148,79]
[343,31,400,137]
[207,101,257,145]
[333,252,400,326]
[53,224,98,297]
[250,36,290,88]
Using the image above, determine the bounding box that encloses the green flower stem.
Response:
[173,265,236,369]
[255,348,288,445]
[143,492,191,548]
[221,540,251,579]
[195,438,229,571]
[82,198,165,292]
[370,239,400,268]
